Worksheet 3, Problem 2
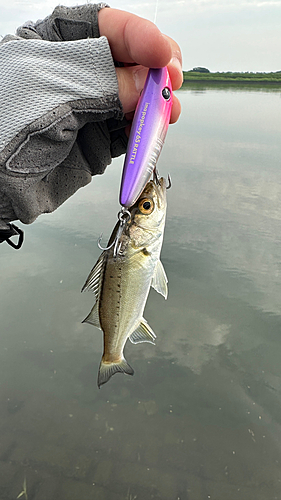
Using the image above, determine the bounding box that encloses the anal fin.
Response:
[129,318,156,344]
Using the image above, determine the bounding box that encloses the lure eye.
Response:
[138,198,154,215]
[162,87,171,100]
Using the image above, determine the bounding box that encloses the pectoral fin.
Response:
[98,357,134,388]
[129,318,156,344]
[82,303,101,329]
[151,260,168,299]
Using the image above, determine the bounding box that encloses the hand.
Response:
[98,8,182,124]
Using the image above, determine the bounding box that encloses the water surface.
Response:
[1,86,281,499]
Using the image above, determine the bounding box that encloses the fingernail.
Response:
[171,56,183,83]
[133,67,148,94]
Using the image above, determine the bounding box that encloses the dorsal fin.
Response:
[81,252,106,300]
[82,303,101,329]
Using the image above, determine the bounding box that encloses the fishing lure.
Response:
[99,67,172,257]
[119,66,173,208]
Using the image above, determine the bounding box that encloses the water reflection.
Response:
[1,87,281,499]
[184,81,281,94]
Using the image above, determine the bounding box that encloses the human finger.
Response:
[170,94,181,124]
[116,65,181,123]
[163,35,183,90]
[98,8,172,68]
[116,65,148,114]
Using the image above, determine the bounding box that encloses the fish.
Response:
[82,176,168,387]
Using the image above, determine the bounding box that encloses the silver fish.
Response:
[82,177,168,387]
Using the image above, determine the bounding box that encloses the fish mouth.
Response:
[149,176,167,209]
[127,176,167,228]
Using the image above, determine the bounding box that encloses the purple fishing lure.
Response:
[119,67,173,208]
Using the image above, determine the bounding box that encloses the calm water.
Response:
[1,86,281,499]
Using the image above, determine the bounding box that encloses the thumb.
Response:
[116,65,148,114]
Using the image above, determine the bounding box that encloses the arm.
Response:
[0,4,182,244]
[0,4,126,233]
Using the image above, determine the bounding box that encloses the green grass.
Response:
[183,71,281,83]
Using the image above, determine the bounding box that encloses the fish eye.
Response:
[138,198,154,215]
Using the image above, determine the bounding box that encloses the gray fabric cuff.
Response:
[0,37,123,225]
[0,36,122,154]
[31,3,109,41]
[0,3,129,230]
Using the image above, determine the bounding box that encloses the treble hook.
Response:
[153,169,171,189]
[97,235,115,252]
[167,174,172,189]
[97,208,131,257]
[153,168,161,185]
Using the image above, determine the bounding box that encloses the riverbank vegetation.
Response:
[183,70,281,84]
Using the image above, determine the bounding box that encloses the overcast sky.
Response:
[0,0,281,72]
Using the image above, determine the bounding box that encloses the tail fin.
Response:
[98,357,134,388]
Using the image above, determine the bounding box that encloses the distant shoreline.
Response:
[182,79,281,85]
[183,71,281,85]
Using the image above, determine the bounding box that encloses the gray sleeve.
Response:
[17,3,109,42]
[0,4,128,231]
